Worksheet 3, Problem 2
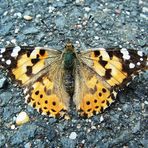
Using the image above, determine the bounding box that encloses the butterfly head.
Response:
[64,41,75,52]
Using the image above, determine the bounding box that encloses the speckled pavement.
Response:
[0,0,148,147]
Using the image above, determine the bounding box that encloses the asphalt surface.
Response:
[0,0,148,147]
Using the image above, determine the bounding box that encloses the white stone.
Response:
[48,6,55,13]
[143,7,148,13]
[11,39,17,44]
[23,15,33,21]
[11,46,21,57]
[137,51,143,57]
[6,59,11,65]
[129,63,135,69]
[94,36,99,40]
[69,132,77,140]
[11,124,15,129]
[16,111,30,126]
[100,115,104,122]
[0,48,6,53]
[1,58,5,62]
[84,7,91,12]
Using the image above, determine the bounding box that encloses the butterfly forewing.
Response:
[80,48,147,89]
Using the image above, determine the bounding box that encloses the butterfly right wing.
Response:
[0,46,70,117]
[73,47,147,117]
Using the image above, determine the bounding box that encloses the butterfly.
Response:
[0,40,147,118]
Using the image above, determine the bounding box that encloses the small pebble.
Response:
[16,111,30,126]
[100,116,104,122]
[84,7,91,12]
[23,15,33,21]
[10,124,15,130]
[69,132,77,140]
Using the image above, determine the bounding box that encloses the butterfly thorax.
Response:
[63,42,76,70]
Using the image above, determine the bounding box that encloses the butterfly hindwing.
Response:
[0,46,70,117]
[73,60,117,117]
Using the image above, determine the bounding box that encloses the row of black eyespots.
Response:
[34,90,57,114]
[85,88,107,112]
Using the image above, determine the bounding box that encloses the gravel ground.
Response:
[0,0,148,147]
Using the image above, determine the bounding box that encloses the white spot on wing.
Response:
[0,55,2,58]
[129,63,135,69]
[2,58,5,62]
[0,48,6,53]
[6,59,11,65]
[137,62,141,66]
[120,48,130,60]
[140,58,143,61]
[11,46,21,57]
[137,51,143,57]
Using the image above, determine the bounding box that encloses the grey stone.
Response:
[55,16,66,29]
[61,137,76,148]
[122,104,132,113]
[0,77,7,88]
[110,131,133,146]
[22,26,39,35]
[0,133,6,147]
[16,34,26,42]
[0,22,13,36]
[0,92,12,106]
[3,106,21,121]
[10,124,37,145]
[132,121,141,134]
[141,130,148,147]
[128,141,139,148]
[24,142,31,148]
[36,32,45,41]
[34,139,45,148]
[53,1,66,7]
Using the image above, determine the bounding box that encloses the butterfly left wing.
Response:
[74,47,147,117]
[0,46,70,117]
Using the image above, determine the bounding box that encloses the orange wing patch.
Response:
[90,50,128,86]
[12,48,49,84]
[25,76,66,117]
[79,75,116,117]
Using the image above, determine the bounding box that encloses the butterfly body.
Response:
[0,42,147,118]
[63,46,76,70]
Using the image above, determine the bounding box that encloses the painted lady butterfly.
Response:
[0,40,147,118]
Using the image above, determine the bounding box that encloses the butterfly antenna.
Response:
[41,19,51,32]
